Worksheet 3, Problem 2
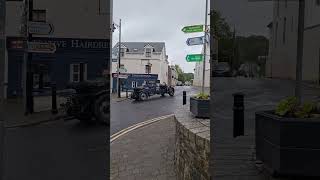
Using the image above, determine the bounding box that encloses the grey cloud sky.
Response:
[113,0,272,73]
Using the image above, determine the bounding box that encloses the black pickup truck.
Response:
[131,80,174,101]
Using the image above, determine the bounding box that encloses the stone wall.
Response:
[174,106,210,180]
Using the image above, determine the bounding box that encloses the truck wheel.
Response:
[139,92,148,101]
[94,94,109,125]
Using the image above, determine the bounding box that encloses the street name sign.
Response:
[28,21,54,35]
[186,54,203,62]
[182,25,204,33]
[27,42,56,53]
[186,36,205,46]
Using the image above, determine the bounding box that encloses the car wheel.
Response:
[139,92,148,101]
[94,94,109,125]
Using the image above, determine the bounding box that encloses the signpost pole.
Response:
[117,19,121,98]
[202,0,208,94]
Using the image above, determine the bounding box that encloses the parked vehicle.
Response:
[176,81,183,86]
[131,80,174,101]
[213,62,232,77]
[60,79,108,124]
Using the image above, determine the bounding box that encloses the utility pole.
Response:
[117,19,121,98]
[295,0,305,104]
[202,0,208,94]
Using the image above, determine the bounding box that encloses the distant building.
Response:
[168,65,177,86]
[111,42,169,91]
[268,0,320,83]
[4,0,111,98]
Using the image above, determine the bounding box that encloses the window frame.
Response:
[70,63,87,83]
[32,9,46,22]
[145,48,152,57]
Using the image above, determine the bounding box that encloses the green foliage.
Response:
[294,102,316,118]
[275,97,298,116]
[174,64,194,83]
[194,93,209,100]
[275,97,317,118]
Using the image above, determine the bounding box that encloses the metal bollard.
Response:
[233,92,244,138]
[51,83,58,114]
[183,91,186,105]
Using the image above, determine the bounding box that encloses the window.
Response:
[283,17,287,44]
[146,48,151,57]
[32,10,46,22]
[145,64,151,74]
[70,63,87,82]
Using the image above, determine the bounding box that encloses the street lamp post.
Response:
[202,0,209,94]
[117,19,121,98]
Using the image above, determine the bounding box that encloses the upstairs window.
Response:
[146,48,152,57]
[145,64,152,74]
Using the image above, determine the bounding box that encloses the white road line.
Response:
[110,114,175,143]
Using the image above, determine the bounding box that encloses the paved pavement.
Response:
[210,77,320,180]
[111,86,205,134]
[111,116,176,180]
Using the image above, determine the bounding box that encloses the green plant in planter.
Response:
[275,96,298,117]
[294,102,317,118]
[194,93,209,100]
[275,96,317,118]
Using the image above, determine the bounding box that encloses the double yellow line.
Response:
[110,114,175,143]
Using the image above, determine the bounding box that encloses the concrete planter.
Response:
[190,97,210,118]
[255,111,320,177]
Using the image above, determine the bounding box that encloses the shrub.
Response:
[194,93,209,100]
[275,96,317,118]
[275,96,298,117]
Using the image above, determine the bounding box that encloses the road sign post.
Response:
[182,25,204,33]
[186,54,203,62]
[186,36,205,46]
[28,21,54,35]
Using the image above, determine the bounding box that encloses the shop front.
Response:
[6,37,110,97]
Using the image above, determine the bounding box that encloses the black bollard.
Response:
[51,83,58,114]
[183,91,186,105]
[233,92,244,138]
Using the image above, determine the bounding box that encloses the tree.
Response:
[174,64,194,83]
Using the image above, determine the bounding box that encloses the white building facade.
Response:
[268,0,320,82]
[168,65,178,86]
[111,42,169,91]
[4,0,111,98]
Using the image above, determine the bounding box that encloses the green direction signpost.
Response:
[186,54,203,62]
[182,25,204,33]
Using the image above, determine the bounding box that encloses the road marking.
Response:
[110,114,175,143]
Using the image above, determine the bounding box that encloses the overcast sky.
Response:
[113,0,273,73]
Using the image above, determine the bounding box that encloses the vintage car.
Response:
[131,80,174,101]
[60,79,108,125]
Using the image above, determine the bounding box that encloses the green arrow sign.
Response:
[186,54,203,62]
[182,25,204,33]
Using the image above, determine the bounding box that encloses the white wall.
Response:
[112,46,169,84]
[270,0,320,82]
